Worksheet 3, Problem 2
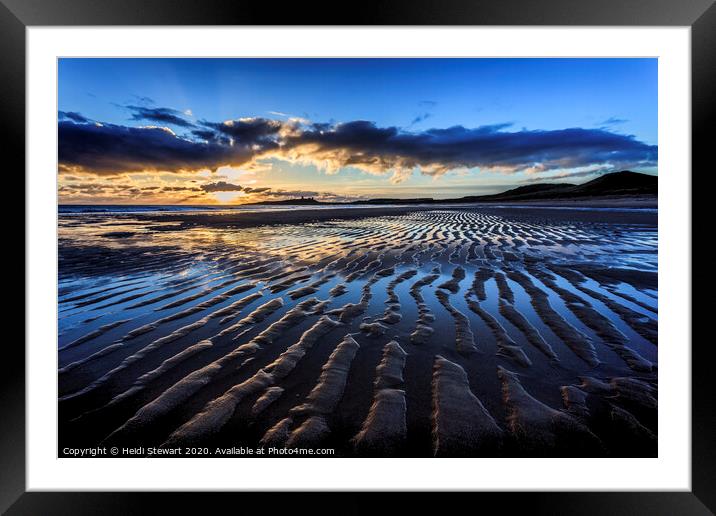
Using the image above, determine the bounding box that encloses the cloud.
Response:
[599,117,629,126]
[59,111,92,124]
[197,184,350,201]
[275,120,657,182]
[59,112,657,181]
[58,177,350,205]
[411,101,437,126]
[197,183,313,197]
[161,185,202,192]
[124,105,194,128]
[59,121,256,175]
[260,189,319,198]
[190,129,224,143]
[200,117,285,141]
[410,112,432,126]
[249,189,367,203]
[131,95,155,105]
[243,187,271,194]
[521,168,606,183]
[58,179,206,204]
[200,181,245,192]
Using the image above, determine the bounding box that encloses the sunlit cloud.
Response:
[216,166,259,184]
[57,168,368,205]
[59,113,657,183]
[520,166,613,183]
[58,110,658,204]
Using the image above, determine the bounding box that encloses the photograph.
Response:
[56,57,658,459]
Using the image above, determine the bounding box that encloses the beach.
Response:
[58,204,657,457]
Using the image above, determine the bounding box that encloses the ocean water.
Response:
[58,203,421,215]
[58,203,656,215]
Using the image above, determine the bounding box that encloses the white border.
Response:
[27,27,691,491]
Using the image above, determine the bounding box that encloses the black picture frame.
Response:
[3,0,713,513]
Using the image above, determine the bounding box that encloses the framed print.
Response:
[4,0,714,513]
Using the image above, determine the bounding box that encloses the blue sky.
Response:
[58,58,657,204]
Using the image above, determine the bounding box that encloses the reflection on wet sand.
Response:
[58,207,657,457]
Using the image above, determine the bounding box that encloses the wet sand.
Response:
[58,204,657,457]
[83,198,657,232]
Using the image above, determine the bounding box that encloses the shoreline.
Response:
[61,196,657,230]
[59,195,657,213]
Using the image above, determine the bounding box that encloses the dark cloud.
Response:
[60,182,147,196]
[162,186,202,192]
[198,184,321,199]
[59,182,109,194]
[281,120,657,180]
[132,95,155,105]
[196,184,281,196]
[59,111,92,124]
[200,117,284,142]
[600,117,629,126]
[410,112,432,125]
[58,181,203,201]
[411,103,436,127]
[59,121,256,175]
[59,111,657,181]
[191,129,229,144]
[125,105,194,128]
[200,181,244,193]
[177,194,205,202]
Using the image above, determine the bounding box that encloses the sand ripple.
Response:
[59,207,658,456]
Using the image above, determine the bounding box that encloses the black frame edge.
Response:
[2,492,716,516]
[691,0,716,512]
[6,0,715,514]
[0,1,26,514]
[0,0,714,26]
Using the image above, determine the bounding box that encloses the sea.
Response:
[58,203,656,215]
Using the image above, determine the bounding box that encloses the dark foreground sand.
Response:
[133,205,437,230]
[58,204,657,457]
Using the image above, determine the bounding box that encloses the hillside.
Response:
[446,171,656,203]
[243,171,657,206]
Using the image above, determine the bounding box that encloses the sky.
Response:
[58,58,657,204]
